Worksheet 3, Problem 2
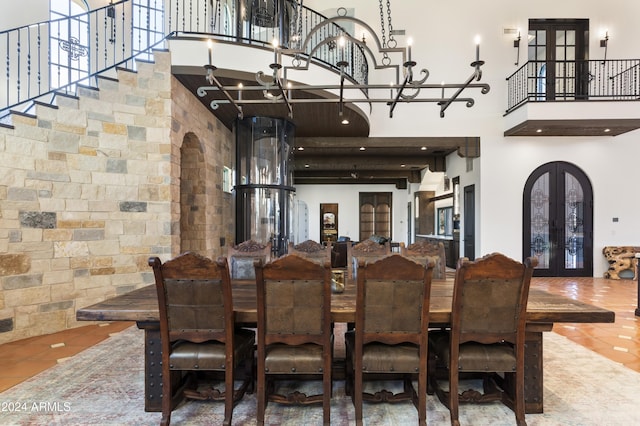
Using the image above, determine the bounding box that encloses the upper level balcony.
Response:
[504,59,640,136]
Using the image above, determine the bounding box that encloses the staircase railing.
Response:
[1,0,166,115]
[1,0,368,115]
[505,59,640,114]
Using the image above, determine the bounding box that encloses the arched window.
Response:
[49,0,90,90]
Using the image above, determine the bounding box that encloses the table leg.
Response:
[503,329,545,413]
[137,321,163,412]
[524,331,543,413]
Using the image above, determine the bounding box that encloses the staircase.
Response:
[1,0,166,120]
[0,0,365,122]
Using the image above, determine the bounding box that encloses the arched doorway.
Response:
[180,133,207,254]
[523,161,593,276]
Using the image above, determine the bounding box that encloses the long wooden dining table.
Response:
[76,279,615,414]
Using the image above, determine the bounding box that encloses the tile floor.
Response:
[0,321,134,392]
[535,276,640,372]
[0,277,638,393]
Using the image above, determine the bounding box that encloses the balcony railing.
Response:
[0,0,368,115]
[168,0,368,85]
[505,59,640,114]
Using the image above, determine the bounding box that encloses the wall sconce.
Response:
[107,0,116,44]
[513,31,521,66]
[600,31,609,64]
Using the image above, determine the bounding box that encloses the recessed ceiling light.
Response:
[604,128,611,133]
[359,147,366,151]
[341,119,350,125]
[400,164,406,167]
[297,146,304,151]
[304,164,309,168]
[536,129,542,133]
[420,146,427,151]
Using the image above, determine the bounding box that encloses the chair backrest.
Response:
[356,254,434,345]
[451,253,537,346]
[351,238,390,258]
[350,239,391,279]
[228,239,271,280]
[149,252,233,345]
[288,240,331,265]
[402,240,447,279]
[255,254,332,346]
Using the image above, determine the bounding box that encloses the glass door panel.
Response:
[563,173,585,270]
[529,172,550,269]
[528,19,588,101]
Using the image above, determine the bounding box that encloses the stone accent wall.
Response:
[171,77,234,258]
[0,50,234,343]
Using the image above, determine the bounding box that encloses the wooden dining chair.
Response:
[402,239,447,279]
[254,253,333,425]
[287,239,331,265]
[345,253,434,426]
[349,238,390,279]
[148,252,255,426]
[429,253,537,426]
[227,239,271,280]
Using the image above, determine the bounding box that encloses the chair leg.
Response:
[418,367,427,426]
[257,367,266,425]
[160,368,172,426]
[515,369,527,426]
[223,366,234,426]
[160,413,170,426]
[354,368,363,426]
[449,368,460,426]
[323,369,331,425]
[345,345,353,397]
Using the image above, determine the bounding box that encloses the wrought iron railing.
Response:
[505,59,640,114]
[0,0,368,115]
[0,0,166,115]
[168,0,368,85]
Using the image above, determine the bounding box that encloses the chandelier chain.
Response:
[378,0,386,49]
[297,2,304,50]
[386,0,396,48]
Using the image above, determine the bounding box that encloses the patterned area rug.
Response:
[2,325,639,425]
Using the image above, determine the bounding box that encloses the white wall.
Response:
[302,0,640,277]
[1,2,49,31]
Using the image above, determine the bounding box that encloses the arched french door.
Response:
[523,161,593,276]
